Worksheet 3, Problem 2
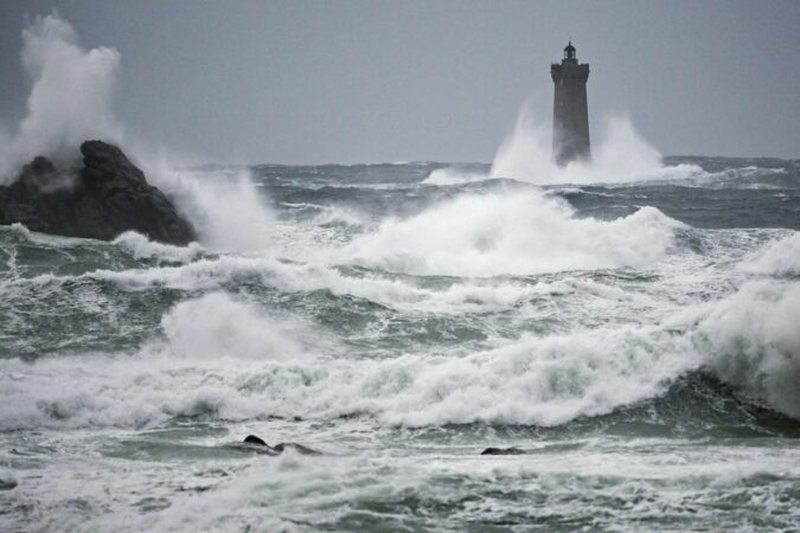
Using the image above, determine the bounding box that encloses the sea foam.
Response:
[161,292,305,361]
[113,231,206,264]
[740,232,800,278]
[3,275,800,430]
[340,190,682,276]
[0,322,695,429]
[696,280,800,418]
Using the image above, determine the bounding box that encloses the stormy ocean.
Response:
[1,8,799,532]
[1,151,800,531]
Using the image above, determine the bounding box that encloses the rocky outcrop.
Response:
[240,434,321,455]
[480,446,526,455]
[0,140,196,245]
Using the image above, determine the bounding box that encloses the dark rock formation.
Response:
[244,434,269,447]
[480,446,527,455]
[241,434,321,456]
[0,140,196,245]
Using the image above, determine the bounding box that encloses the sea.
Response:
[1,155,799,531]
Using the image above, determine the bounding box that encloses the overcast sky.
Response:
[1,0,798,163]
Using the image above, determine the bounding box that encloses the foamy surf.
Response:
[3,274,800,431]
[338,191,683,276]
[3,161,799,532]
[1,12,799,532]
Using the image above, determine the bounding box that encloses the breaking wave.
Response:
[740,232,800,277]
[113,231,206,264]
[3,253,800,430]
[696,280,800,418]
[0,321,694,429]
[338,190,682,276]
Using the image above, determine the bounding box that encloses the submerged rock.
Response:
[0,140,196,245]
[241,434,321,456]
[0,476,17,490]
[243,434,269,447]
[480,446,527,455]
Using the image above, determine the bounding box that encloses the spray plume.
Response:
[489,102,701,185]
[0,14,123,181]
[0,14,275,252]
[427,100,701,186]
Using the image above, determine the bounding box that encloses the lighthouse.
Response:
[551,41,591,165]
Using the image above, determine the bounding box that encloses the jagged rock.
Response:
[240,434,321,455]
[0,140,196,245]
[480,446,526,455]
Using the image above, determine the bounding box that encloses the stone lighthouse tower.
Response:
[551,41,590,165]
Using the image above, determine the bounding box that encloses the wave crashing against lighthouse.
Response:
[551,41,591,165]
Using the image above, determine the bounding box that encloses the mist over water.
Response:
[2,13,800,533]
[491,107,675,184]
[427,101,703,186]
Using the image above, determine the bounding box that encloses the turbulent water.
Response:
[1,156,800,531]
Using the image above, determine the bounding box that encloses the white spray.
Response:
[426,100,702,186]
[489,101,673,184]
[0,14,123,181]
[139,157,275,253]
[339,191,681,277]
[0,14,275,252]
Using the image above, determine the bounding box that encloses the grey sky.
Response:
[1,0,798,163]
